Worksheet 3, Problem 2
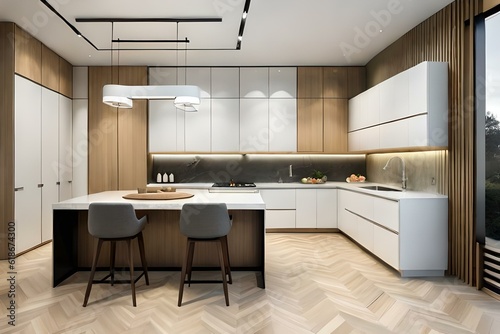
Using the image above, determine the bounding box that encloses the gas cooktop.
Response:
[212,182,256,188]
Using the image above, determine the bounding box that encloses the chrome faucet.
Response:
[383,156,407,190]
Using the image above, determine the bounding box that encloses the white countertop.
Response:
[53,189,265,210]
[147,182,447,200]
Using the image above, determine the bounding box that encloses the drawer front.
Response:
[265,210,295,228]
[373,225,399,269]
[260,189,295,209]
[373,197,399,232]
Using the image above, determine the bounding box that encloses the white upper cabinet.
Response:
[148,100,185,152]
[240,68,269,98]
[348,61,448,151]
[379,70,409,122]
[269,67,296,98]
[211,99,240,152]
[148,67,299,153]
[348,85,379,131]
[211,68,239,98]
[269,99,297,152]
[240,99,269,152]
[185,99,211,151]
[186,67,211,98]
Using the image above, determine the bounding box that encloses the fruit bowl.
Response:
[301,176,327,184]
[346,174,366,183]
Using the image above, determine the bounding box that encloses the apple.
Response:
[301,177,308,183]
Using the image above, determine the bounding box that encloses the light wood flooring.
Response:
[1,233,500,333]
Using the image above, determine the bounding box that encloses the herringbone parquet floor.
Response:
[1,233,500,333]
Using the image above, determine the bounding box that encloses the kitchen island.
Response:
[52,189,266,288]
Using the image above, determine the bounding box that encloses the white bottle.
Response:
[163,173,168,183]
[156,173,162,183]
[169,173,174,183]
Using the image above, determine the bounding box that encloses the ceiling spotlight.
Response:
[238,35,243,41]
[242,12,248,19]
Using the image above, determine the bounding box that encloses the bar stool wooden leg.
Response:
[178,239,190,307]
[216,239,229,306]
[126,239,137,307]
[83,239,103,307]
[221,236,232,284]
[110,241,116,286]
[137,232,149,285]
[186,240,196,287]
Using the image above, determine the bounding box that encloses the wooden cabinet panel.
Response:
[41,44,59,92]
[14,25,41,83]
[324,99,348,153]
[59,56,73,98]
[347,67,366,98]
[117,66,147,190]
[297,99,323,152]
[88,66,118,193]
[323,67,348,98]
[298,67,323,98]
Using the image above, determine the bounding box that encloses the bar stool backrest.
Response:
[179,203,232,239]
[88,203,146,239]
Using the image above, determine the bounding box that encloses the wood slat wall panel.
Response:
[0,23,15,260]
[14,25,41,83]
[365,0,483,286]
[41,44,59,92]
[117,66,147,190]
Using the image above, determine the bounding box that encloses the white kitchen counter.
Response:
[53,189,265,210]
[147,182,447,200]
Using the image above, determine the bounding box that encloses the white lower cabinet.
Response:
[337,189,447,277]
[260,189,295,229]
[261,188,337,229]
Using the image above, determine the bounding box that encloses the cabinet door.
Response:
[59,94,73,201]
[408,62,428,116]
[348,85,379,131]
[269,99,297,152]
[356,215,374,252]
[211,68,239,98]
[265,210,295,228]
[379,119,408,149]
[185,99,211,151]
[260,189,296,209]
[211,99,240,152]
[72,99,88,197]
[373,226,399,269]
[240,67,268,98]
[148,100,185,152]
[317,189,337,228]
[240,99,269,152]
[187,67,211,98]
[296,189,317,228]
[324,99,347,153]
[269,67,296,98]
[373,197,399,232]
[15,75,42,252]
[297,99,323,152]
[41,88,59,242]
[379,71,409,122]
[408,114,429,147]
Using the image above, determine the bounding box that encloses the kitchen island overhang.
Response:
[52,189,266,288]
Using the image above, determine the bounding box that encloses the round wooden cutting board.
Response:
[122,192,194,200]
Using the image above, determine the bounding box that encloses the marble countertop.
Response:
[53,189,265,210]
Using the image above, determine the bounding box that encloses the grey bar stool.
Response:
[83,203,149,307]
[178,203,233,306]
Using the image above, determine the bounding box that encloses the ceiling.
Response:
[0,0,454,67]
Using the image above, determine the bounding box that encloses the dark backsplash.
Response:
[150,154,366,184]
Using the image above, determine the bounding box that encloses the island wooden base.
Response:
[53,209,265,288]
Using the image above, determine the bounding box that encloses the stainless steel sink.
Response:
[360,185,402,192]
